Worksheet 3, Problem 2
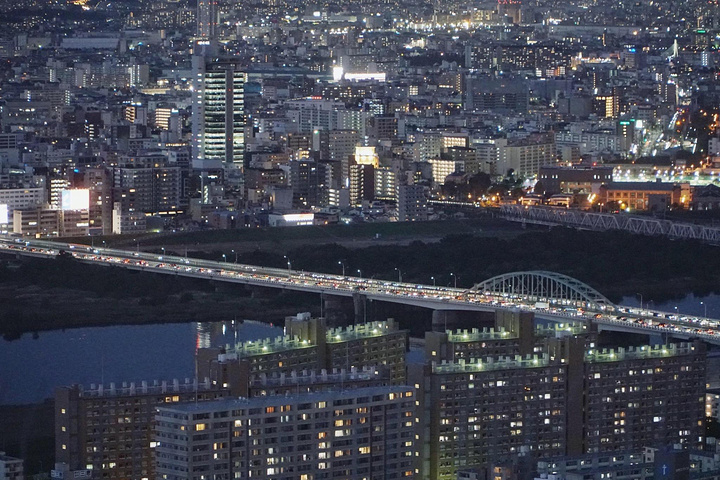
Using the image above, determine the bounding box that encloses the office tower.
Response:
[196,0,218,39]
[155,386,416,480]
[55,379,231,480]
[192,57,245,169]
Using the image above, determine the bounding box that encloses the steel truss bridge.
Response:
[499,205,720,245]
[2,237,719,344]
[470,271,616,313]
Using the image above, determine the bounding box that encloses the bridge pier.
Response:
[432,310,458,332]
[431,310,495,332]
[322,293,348,327]
[648,334,665,346]
[353,293,368,325]
[247,285,277,299]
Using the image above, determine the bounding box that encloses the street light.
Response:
[450,272,457,289]
[701,301,708,318]
[161,247,165,258]
[338,261,346,277]
[284,255,291,273]
[222,254,227,263]
[395,267,402,283]
[636,293,643,310]
[357,269,362,279]
[431,276,436,286]
[232,249,237,264]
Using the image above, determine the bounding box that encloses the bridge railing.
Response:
[499,205,720,245]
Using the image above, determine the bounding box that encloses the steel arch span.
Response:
[470,271,616,312]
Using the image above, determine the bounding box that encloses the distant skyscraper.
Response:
[192,57,245,168]
[196,0,218,39]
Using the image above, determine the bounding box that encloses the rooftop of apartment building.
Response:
[326,319,402,343]
[432,354,553,374]
[585,342,701,363]
[61,377,219,397]
[157,384,415,414]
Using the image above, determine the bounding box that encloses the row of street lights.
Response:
[211,251,469,288]
[123,246,719,319]
[638,293,710,318]
[337,261,457,287]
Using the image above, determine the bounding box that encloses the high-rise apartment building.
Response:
[397,184,428,222]
[155,386,417,480]
[198,315,408,396]
[494,134,556,178]
[55,380,231,480]
[349,164,375,207]
[192,57,245,168]
[410,335,706,480]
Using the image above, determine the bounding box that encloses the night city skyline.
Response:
[2,0,720,479]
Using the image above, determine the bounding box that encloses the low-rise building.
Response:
[599,181,690,211]
[0,452,23,480]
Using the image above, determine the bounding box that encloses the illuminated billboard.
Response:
[61,189,90,211]
[344,73,386,82]
[0,204,7,224]
[268,213,314,227]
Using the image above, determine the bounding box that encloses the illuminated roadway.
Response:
[2,237,720,345]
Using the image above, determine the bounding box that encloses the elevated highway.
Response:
[2,237,719,345]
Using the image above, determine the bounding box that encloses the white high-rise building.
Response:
[192,57,246,169]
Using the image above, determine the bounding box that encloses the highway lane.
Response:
[2,236,720,344]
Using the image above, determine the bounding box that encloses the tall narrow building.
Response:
[196,0,218,39]
[192,57,246,169]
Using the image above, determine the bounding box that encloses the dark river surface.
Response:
[0,294,718,405]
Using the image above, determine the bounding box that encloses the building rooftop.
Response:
[445,327,514,342]
[156,385,414,414]
[71,378,219,397]
[604,181,679,191]
[432,354,552,374]
[327,320,402,343]
[250,366,385,387]
[585,342,699,363]
[223,335,316,358]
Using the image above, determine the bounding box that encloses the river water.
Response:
[0,320,282,405]
[1,294,719,405]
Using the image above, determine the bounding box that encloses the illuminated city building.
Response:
[55,380,231,480]
[191,57,246,169]
[155,386,416,480]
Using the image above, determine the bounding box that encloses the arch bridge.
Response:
[470,271,616,312]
